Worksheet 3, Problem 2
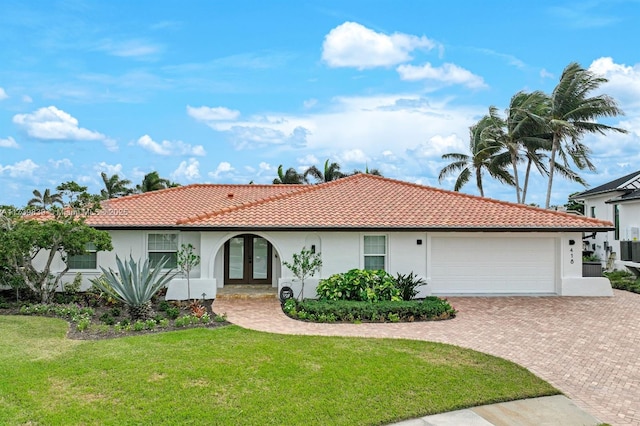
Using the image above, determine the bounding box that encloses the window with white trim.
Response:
[68,242,97,270]
[364,235,386,271]
[148,234,178,268]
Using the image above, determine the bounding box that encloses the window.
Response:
[364,235,386,270]
[148,234,178,268]
[68,243,97,270]
[614,205,620,241]
[590,206,596,218]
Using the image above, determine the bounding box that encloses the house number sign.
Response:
[570,247,574,264]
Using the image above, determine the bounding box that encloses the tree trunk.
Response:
[475,166,484,197]
[512,151,521,204]
[545,133,560,209]
[522,158,533,204]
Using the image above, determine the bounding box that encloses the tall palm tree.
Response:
[27,189,63,210]
[304,159,345,183]
[272,165,304,184]
[136,171,174,193]
[101,172,133,199]
[438,116,514,197]
[540,62,627,208]
[484,91,550,203]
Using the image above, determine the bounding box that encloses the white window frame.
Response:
[147,233,179,269]
[362,234,387,271]
[67,243,98,270]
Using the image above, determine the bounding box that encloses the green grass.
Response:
[0,316,558,425]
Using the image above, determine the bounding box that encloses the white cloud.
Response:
[0,88,8,100]
[171,158,200,181]
[0,136,19,148]
[339,148,368,163]
[259,161,272,171]
[22,95,32,103]
[539,68,555,79]
[94,162,123,176]
[303,98,318,109]
[297,154,319,167]
[407,134,466,159]
[12,106,107,141]
[137,134,206,156]
[208,161,234,179]
[96,39,162,58]
[187,105,240,121]
[589,57,640,108]
[322,22,438,69]
[49,158,73,169]
[397,63,487,89]
[0,159,39,178]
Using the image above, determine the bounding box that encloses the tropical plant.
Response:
[27,189,63,211]
[438,116,514,197]
[395,272,426,301]
[177,243,201,301]
[539,62,627,208]
[304,159,345,183]
[316,269,400,302]
[100,172,133,199]
[351,165,383,176]
[282,247,322,300]
[91,255,177,321]
[136,171,178,193]
[272,165,304,184]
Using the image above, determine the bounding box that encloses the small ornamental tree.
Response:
[282,247,322,300]
[177,243,201,301]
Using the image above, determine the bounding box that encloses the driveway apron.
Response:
[213,290,640,426]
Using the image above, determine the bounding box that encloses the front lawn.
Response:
[0,316,558,425]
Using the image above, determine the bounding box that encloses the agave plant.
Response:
[92,255,176,321]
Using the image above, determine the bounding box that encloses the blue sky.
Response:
[1,0,639,207]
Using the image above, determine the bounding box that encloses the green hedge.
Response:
[605,270,640,294]
[282,297,456,323]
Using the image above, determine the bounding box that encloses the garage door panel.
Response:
[430,237,556,294]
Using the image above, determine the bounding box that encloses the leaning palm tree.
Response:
[100,172,133,199]
[272,165,304,184]
[27,189,63,211]
[539,62,627,208]
[304,159,345,183]
[438,115,514,197]
[136,171,174,193]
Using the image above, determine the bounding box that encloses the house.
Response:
[571,170,640,272]
[46,174,614,298]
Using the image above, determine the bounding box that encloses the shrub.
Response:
[133,320,146,331]
[165,306,180,319]
[284,298,456,323]
[395,272,426,301]
[605,270,640,294]
[316,269,400,302]
[158,300,171,312]
[99,312,116,325]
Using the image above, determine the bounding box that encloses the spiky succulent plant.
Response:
[92,255,176,321]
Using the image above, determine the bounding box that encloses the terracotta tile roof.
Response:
[81,174,613,231]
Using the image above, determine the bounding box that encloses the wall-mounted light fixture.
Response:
[311,244,316,253]
[569,239,576,245]
[417,239,423,245]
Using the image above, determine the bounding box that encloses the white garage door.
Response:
[430,237,556,294]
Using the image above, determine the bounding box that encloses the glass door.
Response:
[224,235,272,284]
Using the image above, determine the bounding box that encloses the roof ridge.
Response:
[175,176,366,225]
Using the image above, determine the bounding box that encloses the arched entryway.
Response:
[223,234,273,285]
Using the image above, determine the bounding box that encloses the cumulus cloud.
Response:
[0,136,19,148]
[208,161,234,179]
[94,162,123,176]
[322,22,438,69]
[49,158,73,169]
[137,134,206,156]
[397,63,487,89]
[297,154,319,167]
[589,57,640,108]
[0,87,8,100]
[13,106,107,141]
[171,158,200,181]
[187,105,240,121]
[0,159,39,178]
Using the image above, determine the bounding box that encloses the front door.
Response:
[224,234,272,285]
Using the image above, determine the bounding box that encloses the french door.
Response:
[224,234,272,284]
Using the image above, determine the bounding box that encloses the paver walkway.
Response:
[213,290,640,426]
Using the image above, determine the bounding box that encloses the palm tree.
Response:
[351,165,383,176]
[304,159,345,183]
[540,62,627,208]
[484,91,550,203]
[438,115,514,197]
[272,165,304,184]
[27,189,63,211]
[100,172,133,199]
[136,171,174,193]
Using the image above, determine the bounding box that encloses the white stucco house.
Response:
[571,170,640,273]
[47,174,614,298]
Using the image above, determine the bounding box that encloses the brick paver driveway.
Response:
[213,290,640,426]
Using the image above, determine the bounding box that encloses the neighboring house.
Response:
[571,170,640,272]
[43,174,613,298]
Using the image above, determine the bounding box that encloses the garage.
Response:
[429,236,557,294]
